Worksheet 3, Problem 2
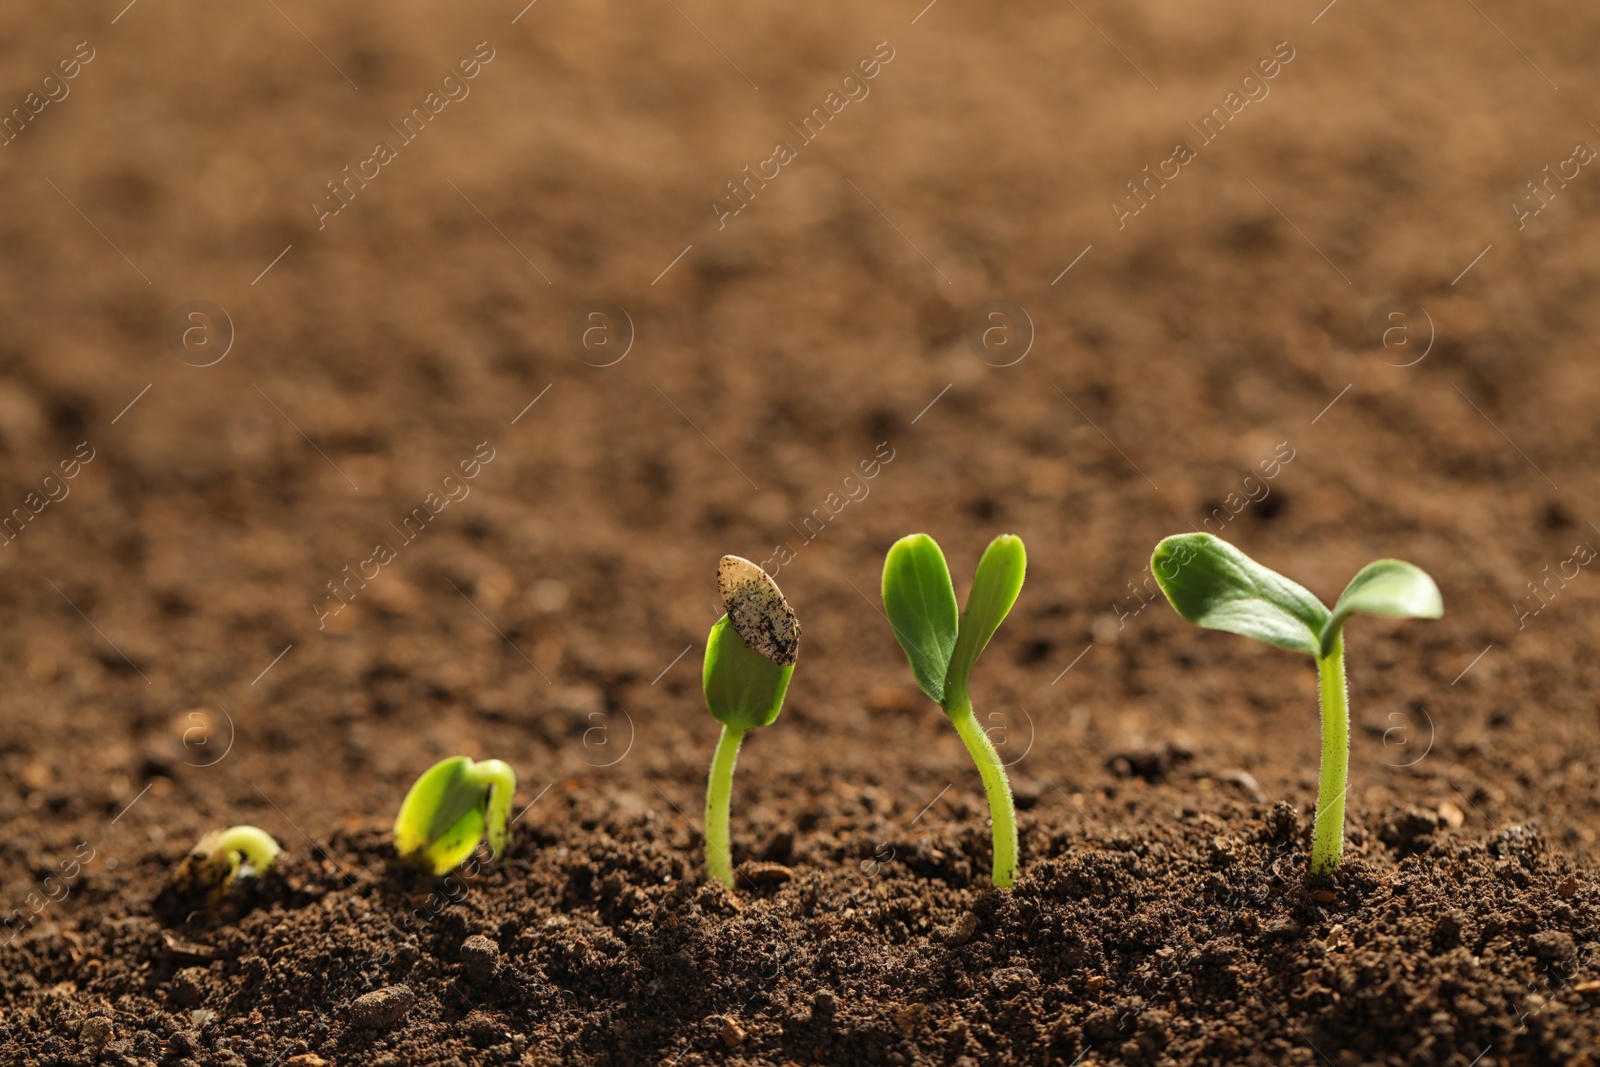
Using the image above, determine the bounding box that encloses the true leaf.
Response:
[1321,559,1443,657]
[703,615,795,730]
[881,533,960,704]
[944,534,1027,707]
[1151,533,1330,657]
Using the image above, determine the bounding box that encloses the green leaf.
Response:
[1151,533,1330,657]
[945,535,1027,707]
[1321,559,1442,657]
[881,533,959,704]
[703,615,794,730]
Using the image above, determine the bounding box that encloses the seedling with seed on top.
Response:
[1150,533,1442,874]
[394,756,516,875]
[702,555,799,888]
[882,533,1027,887]
[174,825,281,897]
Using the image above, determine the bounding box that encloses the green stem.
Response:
[474,759,517,860]
[214,825,281,877]
[705,724,746,888]
[1311,635,1349,875]
[947,697,1018,887]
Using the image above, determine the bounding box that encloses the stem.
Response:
[1311,635,1349,875]
[475,759,517,860]
[214,825,281,877]
[947,697,1018,887]
[705,724,746,888]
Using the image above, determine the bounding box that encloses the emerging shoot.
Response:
[174,825,282,898]
[703,555,799,888]
[394,756,516,876]
[882,533,1027,887]
[1151,533,1442,875]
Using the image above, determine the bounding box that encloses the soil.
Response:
[1,0,1598,1064]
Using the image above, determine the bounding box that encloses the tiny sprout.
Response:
[1151,533,1442,874]
[882,533,1027,887]
[394,756,516,876]
[702,555,799,888]
[174,825,281,897]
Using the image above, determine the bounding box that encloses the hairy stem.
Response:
[947,698,1018,887]
[1311,636,1349,875]
[705,724,746,888]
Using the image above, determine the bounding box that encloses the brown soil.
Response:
[1,0,1598,1064]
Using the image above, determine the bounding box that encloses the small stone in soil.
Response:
[936,912,978,945]
[285,1056,328,1067]
[1262,916,1302,940]
[813,990,837,1014]
[78,1017,113,1047]
[741,861,793,886]
[349,985,415,1030]
[720,1017,746,1047]
[1529,930,1576,963]
[167,967,208,1007]
[466,1011,511,1046]
[459,934,500,982]
[167,1031,202,1057]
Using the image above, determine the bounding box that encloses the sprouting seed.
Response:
[174,825,281,897]
[882,533,1027,887]
[1150,533,1442,875]
[393,756,516,876]
[702,556,798,888]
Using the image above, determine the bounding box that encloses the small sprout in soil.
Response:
[174,825,281,897]
[1150,533,1442,875]
[394,756,516,875]
[703,555,799,888]
[882,533,1027,887]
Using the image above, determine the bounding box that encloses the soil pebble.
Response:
[1530,930,1577,962]
[348,985,415,1030]
[167,1031,203,1057]
[740,861,794,886]
[459,934,500,982]
[77,1016,113,1047]
[167,966,208,1007]
[937,911,980,945]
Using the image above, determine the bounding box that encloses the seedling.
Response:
[1150,533,1442,874]
[174,825,281,897]
[394,756,516,876]
[882,533,1027,887]
[702,556,799,888]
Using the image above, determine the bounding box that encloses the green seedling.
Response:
[394,756,516,875]
[174,825,281,897]
[703,555,799,888]
[1150,533,1442,874]
[882,533,1027,887]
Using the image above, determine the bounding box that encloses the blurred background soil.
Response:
[0,0,1598,1062]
